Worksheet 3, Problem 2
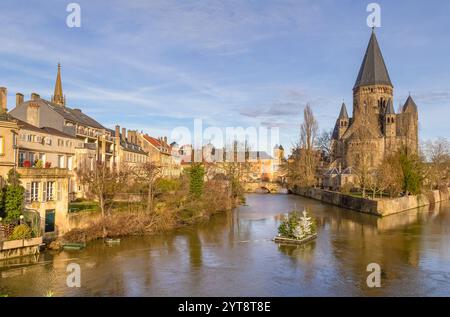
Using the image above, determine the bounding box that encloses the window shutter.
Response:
[25,183,31,203]
[42,182,47,202]
[57,181,62,201]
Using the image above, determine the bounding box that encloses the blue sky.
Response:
[1,0,449,151]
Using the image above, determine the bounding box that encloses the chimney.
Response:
[0,87,7,113]
[16,93,24,107]
[31,93,40,100]
[122,128,126,141]
[115,125,121,147]
[164,136,168,144]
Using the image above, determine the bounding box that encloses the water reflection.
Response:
[0,194,449,296]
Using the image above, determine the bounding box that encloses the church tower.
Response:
[51,63,66,106]
[336,102,349,139]
[352,29,393,127]
[384,100,396,138]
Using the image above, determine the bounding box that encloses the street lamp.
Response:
[19,215,24,224]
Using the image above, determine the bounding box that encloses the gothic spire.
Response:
[338,102,349,119]
[354,31,393,89]
[52,63,65,106]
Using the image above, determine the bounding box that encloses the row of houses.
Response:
[0,65,181,238]
[0,64,286,239]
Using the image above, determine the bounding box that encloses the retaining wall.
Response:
[291,187,450,217]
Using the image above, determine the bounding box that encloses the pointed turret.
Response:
[354,30,393,89]
[402,95,418,113]
[338,102,349,119]
[385,99,395,114]
[52,63,66,106]
[333,102,350,140]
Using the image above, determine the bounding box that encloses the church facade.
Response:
[330,30,419,173]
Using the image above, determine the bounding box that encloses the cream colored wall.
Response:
[0,121,19,178]
[17,128,82,169]
[17,167,70,238]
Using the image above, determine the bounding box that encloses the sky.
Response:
[1,0,449,152]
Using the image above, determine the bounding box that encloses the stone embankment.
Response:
[291,187,450,217]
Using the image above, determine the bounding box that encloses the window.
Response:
[19,151,26,166]
[58,139,64,147]
[45,210,55,233]
[0,136,4,156]
[45,181,54,201]
[58,155,65,168]
[31,182,39,202]
[67,156,73,170]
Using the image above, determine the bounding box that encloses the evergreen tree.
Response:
[399,150,423,195]
[5,170,25,222]
[189,164,205,198]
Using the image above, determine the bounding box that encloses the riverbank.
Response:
[2,194,449,296]
[60,180,240,245]
[291,186,450,216]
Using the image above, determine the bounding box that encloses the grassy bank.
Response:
[63,180,240,244]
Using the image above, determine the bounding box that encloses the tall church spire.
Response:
[52,63,65,106]
[354,30,393,89]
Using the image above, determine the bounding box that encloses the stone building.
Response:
[330,30,419,175]
[112,126,148,170]
[9,64,116,171]
[0,89,70,239]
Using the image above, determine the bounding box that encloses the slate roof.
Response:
[338,103,349,119]
[402,96,418,113]
[15,118,78,139]
[385,100,395,114]
[35,99,105,129]
[354,31,393,89]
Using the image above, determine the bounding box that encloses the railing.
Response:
[17,167,70,178]
[83,143,97,150]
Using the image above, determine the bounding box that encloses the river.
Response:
[1,194,450,296]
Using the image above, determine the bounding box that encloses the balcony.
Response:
[76,127,99,139]
[17,167,70,178]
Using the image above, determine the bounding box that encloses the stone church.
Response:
[330,30,419,172]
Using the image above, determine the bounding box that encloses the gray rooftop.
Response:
[354,31,393,89]
[385,100,395,114]
[338,103,349,119]
[39,99,105,129]
[402,96,418,113]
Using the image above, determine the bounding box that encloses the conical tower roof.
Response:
[385,100,395,114]
[402,95,418,113]
[338,102,349,119]
[354,30,393,89]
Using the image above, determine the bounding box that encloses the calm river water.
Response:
[1,194,450,296]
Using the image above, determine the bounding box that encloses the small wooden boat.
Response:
[273,234,317,246]
[105,238,121,244]
[62,243,86,250]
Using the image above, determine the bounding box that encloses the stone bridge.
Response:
[243,182,287,194]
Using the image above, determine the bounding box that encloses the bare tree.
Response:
[135,162,162,213]
[317,129,333,161]
[285,104,320,188]
[78,162,130,217]
[424,137,450,190]
[354,152,371,198]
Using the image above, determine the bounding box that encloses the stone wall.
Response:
[0,237,42,260]
[291,187,450,217]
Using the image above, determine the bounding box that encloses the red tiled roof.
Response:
[143,134,161,148]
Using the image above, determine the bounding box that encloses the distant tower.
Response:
[336,102,349,139]
[384,100,396,138]
[51,63,66,106]
[401,95,419,154]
